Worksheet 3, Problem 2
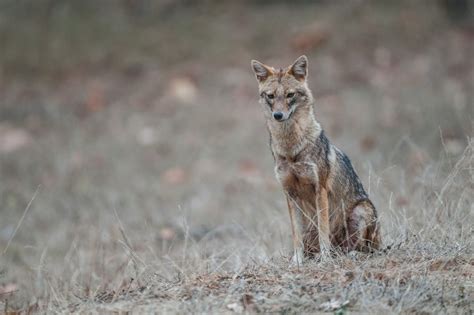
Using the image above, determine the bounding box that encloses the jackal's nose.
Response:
[273,112,284,121]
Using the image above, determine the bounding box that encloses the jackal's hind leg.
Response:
[365,211,381,251]
[343,203,380,252]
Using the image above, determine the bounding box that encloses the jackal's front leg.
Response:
[286,196,304,267]
[317,187,331,258]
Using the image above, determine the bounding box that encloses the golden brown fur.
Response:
[251,56,381,263]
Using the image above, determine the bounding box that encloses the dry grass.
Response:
[0,1,473,313]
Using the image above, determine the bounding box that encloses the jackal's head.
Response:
[251,55,313,122]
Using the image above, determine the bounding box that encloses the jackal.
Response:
[251,56,381,264]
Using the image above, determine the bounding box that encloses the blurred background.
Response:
[0,0,473,309]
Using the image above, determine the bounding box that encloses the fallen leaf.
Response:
[85,83,106,113]
[320,298,349,312]
[291,23,329,52]
[238,159,259,177]
[0,124,33,153]
[169,76,198,103]
[360,135,376,152]
[396,196,409,206]
[0,283,18,295]
[226,302,243,313]
[162,167,187,185]
[159,227,176,241]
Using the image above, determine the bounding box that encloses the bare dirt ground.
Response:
[0,1,473,313]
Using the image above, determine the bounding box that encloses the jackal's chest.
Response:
[274,158,318,200]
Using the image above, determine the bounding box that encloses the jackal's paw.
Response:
[289,249,304,267]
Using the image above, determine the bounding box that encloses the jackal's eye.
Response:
[286,92,295,98]
[266,93,274,99]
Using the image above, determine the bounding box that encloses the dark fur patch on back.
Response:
[335,149,367,198]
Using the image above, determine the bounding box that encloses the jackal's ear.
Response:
[288,55,308,81]
[251,60,273,83]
